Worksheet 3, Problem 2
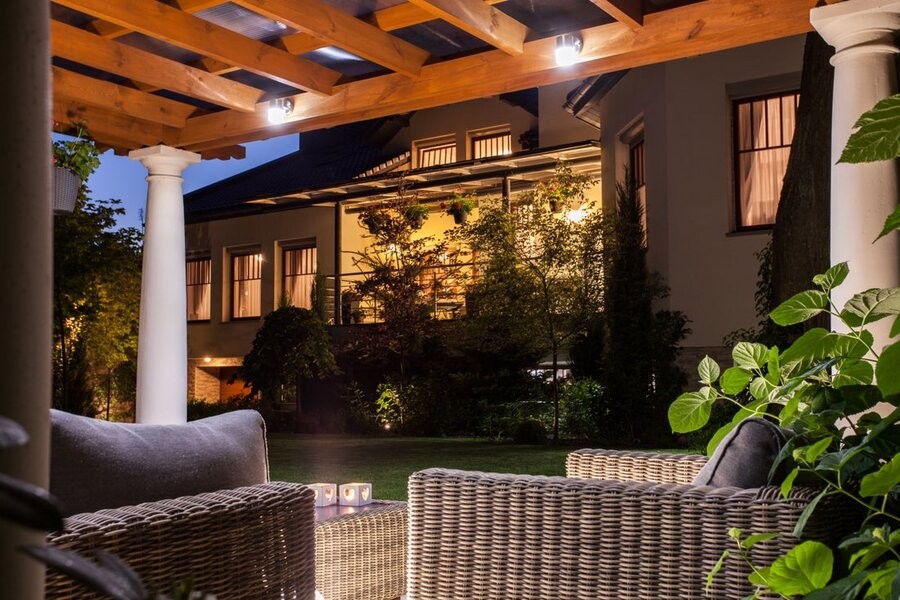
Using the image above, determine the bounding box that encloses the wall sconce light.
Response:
[339,482,372,506]
[202,356,212,364]
[267,97,294,124]
[555,34,582,66]
[309,483,338,507]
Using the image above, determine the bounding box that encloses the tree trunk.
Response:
[551,346,559,441]
[771,34,834,312]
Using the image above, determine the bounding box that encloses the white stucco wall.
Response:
[595,35,806,347]
[538,80,602,147]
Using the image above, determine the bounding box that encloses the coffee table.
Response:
[315,501,407,600]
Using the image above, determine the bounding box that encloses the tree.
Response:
[598,173,688,445]
[460,162,600,440]
[53,194,142,417]
[241,305,337,426]
[350,188,463,389]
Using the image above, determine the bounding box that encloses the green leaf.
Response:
[841,288,900,328]
[860,454,900,497]
[668,391,714,433]
[733,342,769,370]
[804,436,834,464]
[833,360,875,388]
[698,355,720,385]
[749,376,771,401]
[866,560,900,600]
[839,94,900,164]
[876,342,900,398]
[781,467,799,498]
[780,329,871,367]
[793,489,830,538]
[761,541,833,596]
[804,572,868,600]
[892,315,900,338]
[875,204,900,242]
[720,367,752,394]
[813,262,850,291]
[770,290,829,326]
[780,394,800,423]
[706,550,729,591]
[743,532,779,549]
[839,385,883,414]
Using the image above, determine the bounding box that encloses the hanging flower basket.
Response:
[452,210,468,225]
[53,167,80,215]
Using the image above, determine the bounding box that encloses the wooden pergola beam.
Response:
[229,0,431,78]
[587,0,644,30]
[52,66,196,128]
[176,0,818,149]
[405,0,527,55]
[53,98,174,148]
[56,0,340,95]
[51,20,263,113]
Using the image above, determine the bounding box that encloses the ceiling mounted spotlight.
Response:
[267,97,294,125]
[555,34,582,66]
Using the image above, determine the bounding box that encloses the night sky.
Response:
[85,134,299,231]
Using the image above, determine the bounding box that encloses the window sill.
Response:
[727,226,773,237]
[229,316,261,322]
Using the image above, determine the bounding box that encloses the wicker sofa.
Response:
[407,449,856,600]
[44,410,317,599]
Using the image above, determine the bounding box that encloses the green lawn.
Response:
[268,435,594,500]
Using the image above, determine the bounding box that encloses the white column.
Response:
[130,146,200,424]
[1,2,51,597]
[811,0,900,351]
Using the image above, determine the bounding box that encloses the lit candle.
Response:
[339,482,372,506]
[309,483,337,507]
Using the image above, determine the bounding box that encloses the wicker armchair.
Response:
[46,481,316,599]
[407,449,856,600]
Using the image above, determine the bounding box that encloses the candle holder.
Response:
[339,482,372,506]
[309,483,338,507]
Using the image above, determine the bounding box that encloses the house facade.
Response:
[184,34,807,403]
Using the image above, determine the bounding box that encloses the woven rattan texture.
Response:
[407,453,856,600]
[315,502,407,600]
[566,448,707,484]
[46,482,316,599]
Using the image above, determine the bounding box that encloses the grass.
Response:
[268,435,588,500]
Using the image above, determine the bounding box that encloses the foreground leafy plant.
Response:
[670,92,900,598]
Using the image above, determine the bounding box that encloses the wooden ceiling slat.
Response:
[587,0,644,30]
[52,20,263,112]
[406,0,527,55]
[228,0,431,78]
[176,0,818,149]
[55,0,340,96]
[88,0,225,39]
[53,98,173,148]
[52,66,196,128]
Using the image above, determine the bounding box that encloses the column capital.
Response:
[811,0,900,53]
[129,145,201,177]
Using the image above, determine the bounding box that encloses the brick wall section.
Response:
[188,361,222,402]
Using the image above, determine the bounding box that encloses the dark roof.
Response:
[184,116,409,218]
[564,71,630,129]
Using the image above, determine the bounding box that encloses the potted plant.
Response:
[52,121,100,215]
[535,165,588,213]
[359,205,390,235]
[443,192,476,225]
[404,203,429,229]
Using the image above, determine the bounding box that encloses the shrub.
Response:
[512,418,547,444]
[559,378,605,441]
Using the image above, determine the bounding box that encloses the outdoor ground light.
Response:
[339,482,372,506]
[267,97,294,124]
[309,483,338,507]
[555,34,582,66]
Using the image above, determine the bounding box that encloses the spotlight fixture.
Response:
[555,34,582,66]
[267,97,294,124]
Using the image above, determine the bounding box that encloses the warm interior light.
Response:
[267,97,294,124]
[555,34,582,66]
[202,356,212,364]
[567,208,587,223]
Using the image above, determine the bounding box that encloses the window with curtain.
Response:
[630,138,648,243]
[734,91,799,229]
[231,252,262,319]
[186,258,211,321]
[283,246,317,309]
[471,131,512,159]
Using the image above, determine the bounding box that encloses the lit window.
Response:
[472,131,512,160]
[283,246,317,309]
[630,138,647,243]
[734,91,799,229]
[232,252,262,319]
[415,136,456,168]
[186,258,210,321]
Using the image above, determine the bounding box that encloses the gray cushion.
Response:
[50,409,269,516]
[691,417,790,488]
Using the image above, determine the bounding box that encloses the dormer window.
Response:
[414,135,457,168]
[471,129,512,160]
